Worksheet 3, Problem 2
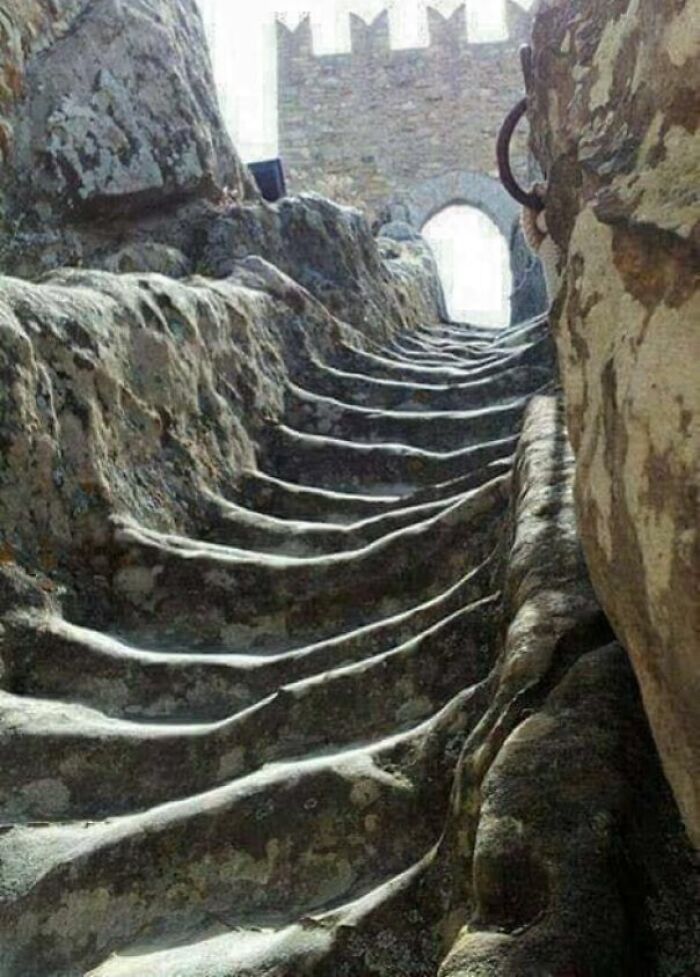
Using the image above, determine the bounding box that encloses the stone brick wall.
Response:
[277,2,533,225]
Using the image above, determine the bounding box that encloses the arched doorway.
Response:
[393,169,547,326]
[422,204,512,327]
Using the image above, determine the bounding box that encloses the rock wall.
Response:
[0,0,255,277]
[0,1,87,182]
[527,0,700,849]
[0,1,698,975]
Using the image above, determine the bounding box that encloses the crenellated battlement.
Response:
[426,5,467,47]
[275,2,531,58]
[349,10,391,53]
[276,14,314,57]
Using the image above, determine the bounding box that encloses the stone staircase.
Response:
[6,313,685,977]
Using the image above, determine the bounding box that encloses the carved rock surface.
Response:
[0,0,255,273]
[0,212,443,576]
[528,0,700,848]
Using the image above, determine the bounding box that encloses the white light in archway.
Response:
[422,205,511,327]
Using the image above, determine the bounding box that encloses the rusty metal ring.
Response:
[497,97,544,213]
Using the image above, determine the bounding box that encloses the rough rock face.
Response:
[0,0,255,276]
[1,1,699,975]
[527,0,700,848]
[0,1,87,168]
[0,214,444,579]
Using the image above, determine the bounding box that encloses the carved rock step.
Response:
[412,316,548,346]
[382,330,540,361]
[258,424,518,492]
[380,340,505,367]
[294,356,552,411]
[1,690,481,977]
[0,316,567,977]
[0,596,497,820]
[363,317,550,363]
[283,383,537,451]
[334,340,550,383]
[86,845,450,977]
[6,557,494,723]
[108,477,508,648]
[237,457,513,522]
[85,920,335,977]
[237,469,404,523]
[204,486,466,555]
[396,331,493,353]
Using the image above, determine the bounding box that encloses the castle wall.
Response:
[276,2,533,222]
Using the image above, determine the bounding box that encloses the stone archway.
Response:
[402,170,518,243]
[388,170,547,325]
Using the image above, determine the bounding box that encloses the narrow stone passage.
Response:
[1,315,555,976]
[2,298,696,977]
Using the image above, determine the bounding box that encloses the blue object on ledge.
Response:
[248,159,287,202]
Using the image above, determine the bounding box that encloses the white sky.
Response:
[197,0,534,161]
[423,206,511,325]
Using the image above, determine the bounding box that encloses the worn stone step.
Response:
[382,339,502,367]
[396,328,479,347]
[84,919,333,977]
[401,456,514,506]
[406,322,550,361]
[237,469,404,523]
[6,558,494,723]
[108,477,507,649]
[328,336,553,384]
[413,315,548,346]
[411,323,501,343]
[383,330,522,360]
[292,357,551,412]
[391,334,486,359]
[0,302,565,977]
[389,338,474,360]
[283,383,533,451]
[258,424,519,493]
[337,344,505,379]
[85,848,442,977]
[0,692,477,977]
[301,839,463,977]
[247,457,514,524]
[397,319,551,356]
[204,486,464,556]
[0,596,497,820]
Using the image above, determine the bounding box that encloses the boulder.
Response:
[0,0,256,273]
[528,0,700,848]
[0,1,88,169]
[198,193,447,336]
